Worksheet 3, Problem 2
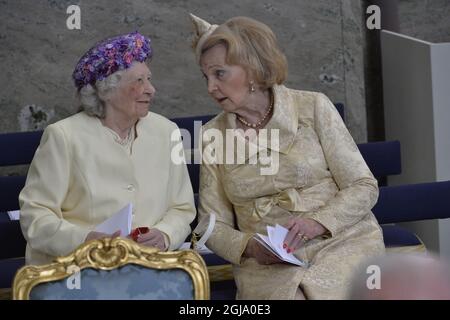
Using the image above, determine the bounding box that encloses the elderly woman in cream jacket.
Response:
[19,32,195,265]
[191,15,385,300]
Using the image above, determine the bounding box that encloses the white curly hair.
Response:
[76,70,125,118]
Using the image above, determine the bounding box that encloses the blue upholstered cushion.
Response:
[202,253,229,266]
[381,225,421,247]
[210,280,236,300]
[188,163,201,196]
[0,130,43,167]
[0,176,26,212]
[29,264,194,300]
[0,214,26,289]
[0,218,26,259]
[0,257,25,288]
[357,141,401,179]
[374,181,450,224]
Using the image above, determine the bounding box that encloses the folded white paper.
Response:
[95,203,132,237]
[7,210,20,221]
[254,224,309,267]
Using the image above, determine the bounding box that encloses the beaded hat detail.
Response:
[72,31,152,90]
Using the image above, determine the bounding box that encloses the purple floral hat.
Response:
[72,31,152,90]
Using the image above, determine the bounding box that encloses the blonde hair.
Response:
[200,16,287,89]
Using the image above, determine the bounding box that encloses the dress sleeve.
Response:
[153,125,196,250]
[309,93,379,236]
[19,124,91,257]
[197,130,253,265]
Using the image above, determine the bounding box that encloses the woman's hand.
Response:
[243,238,283,265]
[283,218,328,253]
[85,230,121,242]
[135,228,166,251]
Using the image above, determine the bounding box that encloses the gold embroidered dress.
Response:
[198,85,385,299]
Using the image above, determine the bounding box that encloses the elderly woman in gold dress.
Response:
[190,14,385,299]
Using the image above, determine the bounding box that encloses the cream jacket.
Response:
[198,85,385,299]
[20,111,196,265]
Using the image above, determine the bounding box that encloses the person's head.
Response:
[73,32,155,121]
[190,14,287,113]
[349,253,450,300]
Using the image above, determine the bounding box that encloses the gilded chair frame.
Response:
[13,237,210,300]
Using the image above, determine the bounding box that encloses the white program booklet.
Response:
[254,224,309,267]
[95,203,133,237]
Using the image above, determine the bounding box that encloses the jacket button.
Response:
[126,184,135,192]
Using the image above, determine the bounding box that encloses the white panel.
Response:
[381,30,436,185]
[431,42,450,259]
[381,31,450,255]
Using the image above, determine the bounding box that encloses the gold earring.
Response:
[250,81,255,93]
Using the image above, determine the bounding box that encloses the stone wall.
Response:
[399,0,450,43]
[0,0,367,141]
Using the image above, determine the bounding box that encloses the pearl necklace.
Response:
[112,128,133,146]
[237,92,274,129]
